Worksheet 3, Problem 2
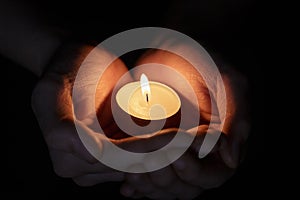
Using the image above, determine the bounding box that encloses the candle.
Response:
[116,74,181,121]
[113,73,182,138]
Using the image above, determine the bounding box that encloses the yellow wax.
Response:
[116,81,181,120]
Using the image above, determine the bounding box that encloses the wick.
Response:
[146,93,149,103]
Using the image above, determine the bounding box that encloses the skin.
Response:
[0,1,252,199]
[118,48,249,199]
[31,42,249,199]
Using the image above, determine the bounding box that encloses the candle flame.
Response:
[140,73,151,103]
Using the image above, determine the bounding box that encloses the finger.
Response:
[134,49,214,120]
[120,183,136,198]
[115,128,194,153]
[187,125,209,153]
[121,165,175,199]
[49,150,119,178]
[122,165,201,200]
[120,164,155,198]
[31,76,71,134]
[145,176,201,200]
[121,181,175,200]
[32,78,122,164]
[125,162,202,199]
[173,150,234,189]
[73,172,124,187]
[32,46,131,160]
[71,56,130,127]
[102,120,129,139]
[32,44,97,130]
[146,160,203,199]
[171,151,206,187]
[165,180,203,200]
[148,165,176,188]
[45,119,99,164]
[111,129,196,171]
[69,46,132,124]
[219,133,246,169]
[124,173,155,195]
[145,190,176,200]
[216,69,250,168]
[32,77,99,163]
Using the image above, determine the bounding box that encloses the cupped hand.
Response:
[31,42,130,186]
[117,48,250,199]
[31,42,249,199]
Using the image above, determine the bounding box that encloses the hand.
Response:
[134,48,250,167]
[31,42,130,186]
[117,48,250,199]
[31,41,250,199]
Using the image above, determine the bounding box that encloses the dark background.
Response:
[2,0,265,198]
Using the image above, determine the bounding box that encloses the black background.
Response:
[2,0,265,198]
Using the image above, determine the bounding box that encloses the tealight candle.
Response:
[113,73,182,138]
[116,74,181,121]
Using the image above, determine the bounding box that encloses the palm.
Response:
[133,49,213,129]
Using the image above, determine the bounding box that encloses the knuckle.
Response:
[31,81,45,111]
[127,173,142,183]
[31,78,56,112]
[52,163,73,178]
[200,176,228,189]
[44,127,74,152]
[49,150,78,178]
[72,177,95,187]
[152,176,171,188]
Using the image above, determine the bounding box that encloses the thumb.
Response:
[114,128,194,153]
